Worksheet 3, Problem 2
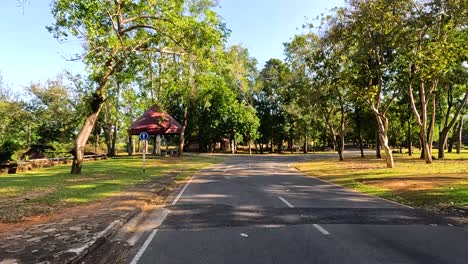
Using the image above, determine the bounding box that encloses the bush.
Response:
[0,140,21,163]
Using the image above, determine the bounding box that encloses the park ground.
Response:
[294,149,468,223]
[0,155,221,223]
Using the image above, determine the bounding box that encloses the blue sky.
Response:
[0,0,343,91]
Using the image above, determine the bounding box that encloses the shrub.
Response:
[0,140,21,163]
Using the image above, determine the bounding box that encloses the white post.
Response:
[143,139,146,172]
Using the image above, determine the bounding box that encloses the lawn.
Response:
[294,150,468,210]
[0,155,221,222]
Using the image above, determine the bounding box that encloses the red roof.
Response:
[128,105,182,135]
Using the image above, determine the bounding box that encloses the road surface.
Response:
[128,153,468,264]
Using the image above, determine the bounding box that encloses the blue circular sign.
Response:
[139,132,149,140]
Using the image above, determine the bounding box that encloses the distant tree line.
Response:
[1,0,466,172]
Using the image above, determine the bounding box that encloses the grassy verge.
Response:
[294,150,468,209]
[0,155,221,222]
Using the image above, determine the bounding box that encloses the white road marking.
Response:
[127,208,170,246]
[278,196,330,235]
[278,196,294,208]
[172,175,194,205]
[130,229,159,264]
[223,166,232,173]
[130,171,196,263]
[313,224,330,235]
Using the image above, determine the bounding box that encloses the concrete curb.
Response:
[68,207,142,264]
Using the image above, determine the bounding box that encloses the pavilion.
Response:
[128,104,182,155]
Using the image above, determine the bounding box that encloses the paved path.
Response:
[129,154,468,264]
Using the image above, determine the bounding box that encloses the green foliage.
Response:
[0,140,21,163]
[27,77,81,145]
[255,59,292,149]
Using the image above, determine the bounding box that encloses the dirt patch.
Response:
[359,176,466,191]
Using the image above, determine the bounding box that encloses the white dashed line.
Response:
[278,196,294,208]
[278,196,331,235]
[313,224,330,235]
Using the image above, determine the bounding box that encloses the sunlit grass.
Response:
[0,155,221,222]
[295,149,468,209]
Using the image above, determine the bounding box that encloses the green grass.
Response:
[0,155,221,222]
[294,149,468,209]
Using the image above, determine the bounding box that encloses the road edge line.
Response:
[129,229,159,264]
[172,175,194,205]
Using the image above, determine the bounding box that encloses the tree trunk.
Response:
[419,130,432,163]
[375,128,381,158]
[376,115,394,168]
[457,117,464,154]
[71,94,105,174]
[438,129,449,159]
[381,134,394,168]
[358,133,364,158]
[407,65,434,164]
[426,94,436,158]
[249,141,252,155]
[337,135,344,161]
[178,106,188,157]
[128,135,133,156]
[303,134,308,154]
[448,137,454,153]
[373,111,393,168]
[438,92,468,158]
[407,118,412,156]
[110,82,120,157]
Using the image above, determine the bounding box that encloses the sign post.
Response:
[139,132,149,172]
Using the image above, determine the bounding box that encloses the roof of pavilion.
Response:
[128,104,182,135]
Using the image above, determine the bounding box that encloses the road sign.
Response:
[139,132,149,172]
[139,132,149,141]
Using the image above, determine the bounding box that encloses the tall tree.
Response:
[49,0,227,173]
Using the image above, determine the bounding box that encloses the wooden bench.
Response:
[161,149,178,156]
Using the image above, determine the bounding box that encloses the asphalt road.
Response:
[128,153,468,264]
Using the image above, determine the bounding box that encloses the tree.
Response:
[49,0,227,173]
[437,65,468,158]
[402,0,467,163]
[255,59,291,153]
[27,77,80,147]
[341,0,416,168]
